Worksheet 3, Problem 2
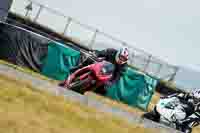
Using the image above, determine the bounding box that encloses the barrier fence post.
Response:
[130,50,135,64]
[156,63,162,77]
[88,29,98,50]
[144,55,152,72]
[33,5,43,22]
[63,17,72,35]
[25,2,32,17]
[168,66,179,81]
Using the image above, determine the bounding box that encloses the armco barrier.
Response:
[10,0,179,81]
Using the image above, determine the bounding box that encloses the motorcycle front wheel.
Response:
[183,128,192,133]
[68,77,96,94]
[177,126,192,133]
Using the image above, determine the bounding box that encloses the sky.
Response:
[11,0,200,70]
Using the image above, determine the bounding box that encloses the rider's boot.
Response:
[142,106,160,122]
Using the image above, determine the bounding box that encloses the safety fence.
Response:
[10,0,179,81]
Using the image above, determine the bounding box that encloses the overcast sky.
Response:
[12,0,200,71]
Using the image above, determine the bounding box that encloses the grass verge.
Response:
[0,73,162,133]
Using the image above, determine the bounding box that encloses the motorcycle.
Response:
[177,111,200,133]
[142,94,200,133]
[59,55,115,94]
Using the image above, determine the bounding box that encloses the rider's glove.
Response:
[104,80,114,89]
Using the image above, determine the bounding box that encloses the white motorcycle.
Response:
[143,94,200,133]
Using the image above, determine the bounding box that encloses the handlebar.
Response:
[80,49,104,62]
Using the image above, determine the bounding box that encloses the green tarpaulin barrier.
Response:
[41,41,157,110]
[106,67,157,111]
[41,41,80,80]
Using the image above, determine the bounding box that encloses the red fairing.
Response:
[60,60,114,92]
[66,65,91,86]
[91,62,112,83]
[68,62,112,84]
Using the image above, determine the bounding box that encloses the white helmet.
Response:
[191,89,200,99]
[189,89,200,105]
[115,47,129,64]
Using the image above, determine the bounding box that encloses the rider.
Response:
[68,47,129,94]
[142,89,200,132]
[95,47,129,82]
[172,89,200,132]
[182,89,200,131]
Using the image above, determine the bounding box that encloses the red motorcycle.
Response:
[60,58,115,94]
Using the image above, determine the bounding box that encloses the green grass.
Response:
[1,60,197,132]
[0,73,161,133]
[0,60,58,84]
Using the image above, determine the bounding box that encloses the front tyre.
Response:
[68,77,94,94]
[180,126,192,133]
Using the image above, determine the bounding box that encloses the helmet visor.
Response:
[119,55,128,62]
